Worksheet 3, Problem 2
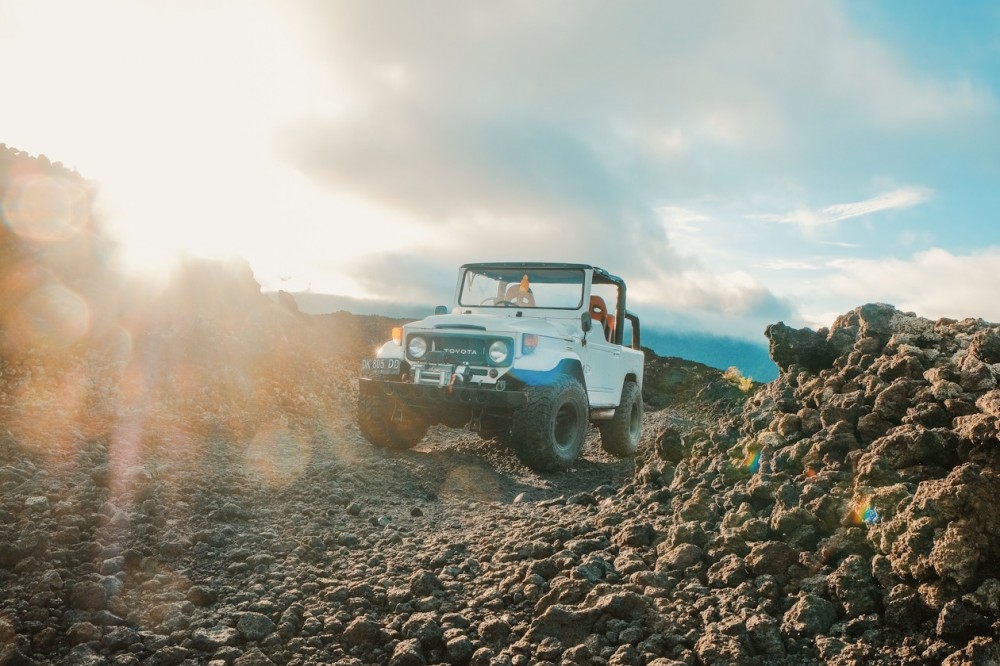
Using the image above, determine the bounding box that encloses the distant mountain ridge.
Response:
[640,327,779,382]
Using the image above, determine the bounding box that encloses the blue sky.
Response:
[3,1,999,342]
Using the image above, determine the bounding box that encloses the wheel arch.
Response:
[509,357,587,393]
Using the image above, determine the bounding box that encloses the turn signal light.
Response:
[522,334,538,354]
[392,327,403,345]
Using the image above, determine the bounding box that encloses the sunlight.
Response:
[2,0,395,295]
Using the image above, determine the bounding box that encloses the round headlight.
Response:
[408,336,428,359]
[488,340,509,364]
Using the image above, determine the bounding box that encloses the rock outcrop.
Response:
[721,303,1000,662]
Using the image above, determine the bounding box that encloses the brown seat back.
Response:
[589,295,614,341]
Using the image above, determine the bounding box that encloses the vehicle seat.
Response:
[504,283,535,307]
[589,296,615,341]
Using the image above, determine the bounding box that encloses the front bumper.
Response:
[359,376,526,411]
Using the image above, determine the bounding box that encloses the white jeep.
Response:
[358,262,644,471]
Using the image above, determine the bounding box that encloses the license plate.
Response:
[360,357,402,377]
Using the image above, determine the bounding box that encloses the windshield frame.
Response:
[457,266,587,310]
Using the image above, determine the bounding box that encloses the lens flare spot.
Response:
[243,423,309,488]
[1,174,88,242]
[847,497,881,526]
[742,449,761,474]
[6,284,91,349]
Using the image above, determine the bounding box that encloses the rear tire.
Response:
[511,375,588,471]
[598,380,643,457]
[358,394,429,451]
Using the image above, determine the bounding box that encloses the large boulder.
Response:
[764,322,837,374]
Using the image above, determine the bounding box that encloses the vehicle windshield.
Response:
[459,267,585,309]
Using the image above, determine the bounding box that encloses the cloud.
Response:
[277,1,987,259]
[659,206,711,232]
[753,186,933,230]
[629,268,795,340]
[822,247,1000,324]
[821,241,864,249]
[760,260,825,271]
[342,253,459,304]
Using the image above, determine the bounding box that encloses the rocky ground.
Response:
[4,148,1000,665]
[0,269,727,666]
[4,292,1000,666]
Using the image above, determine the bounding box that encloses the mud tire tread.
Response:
[358,394,428,451]
[511,375,588,471]
[598,380,643,458]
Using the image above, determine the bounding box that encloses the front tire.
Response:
[358,393,429,451]
[598,380,643,457]
[511,375,588,472]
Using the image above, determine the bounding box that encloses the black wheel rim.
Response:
[628,400,641,440]
[553,401,580,455]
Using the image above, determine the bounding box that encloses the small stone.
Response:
[187,585,218,607]
[655,428,685,463]
[477,617,511,645]
[445,635,474,665]
[68,621,102,645]
[745,541,799,576]
[233,647,275,666]
[338,533,360,547]
[409,570,443,597]
[100,556,126,575]
[146,645,189,665]
[402,612,442,649]
[191,626,240,651]
[23,496,49,513]
[937,600,990,640]
[389,638,426,666]
[655,543,703,571]
[237,612,276,642]
[781,594,836,638]
[342,617,382,648]
[70,581,107,611]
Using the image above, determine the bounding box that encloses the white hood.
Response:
[406,312,582,340]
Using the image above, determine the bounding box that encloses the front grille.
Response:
[427,335,487,364]
[406,333,512,367]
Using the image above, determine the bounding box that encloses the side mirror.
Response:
[434,305,448,315]
[580,312,592,333]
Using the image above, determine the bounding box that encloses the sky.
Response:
[2,0,999,342]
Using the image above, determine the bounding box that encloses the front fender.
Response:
[510,357,585,389]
